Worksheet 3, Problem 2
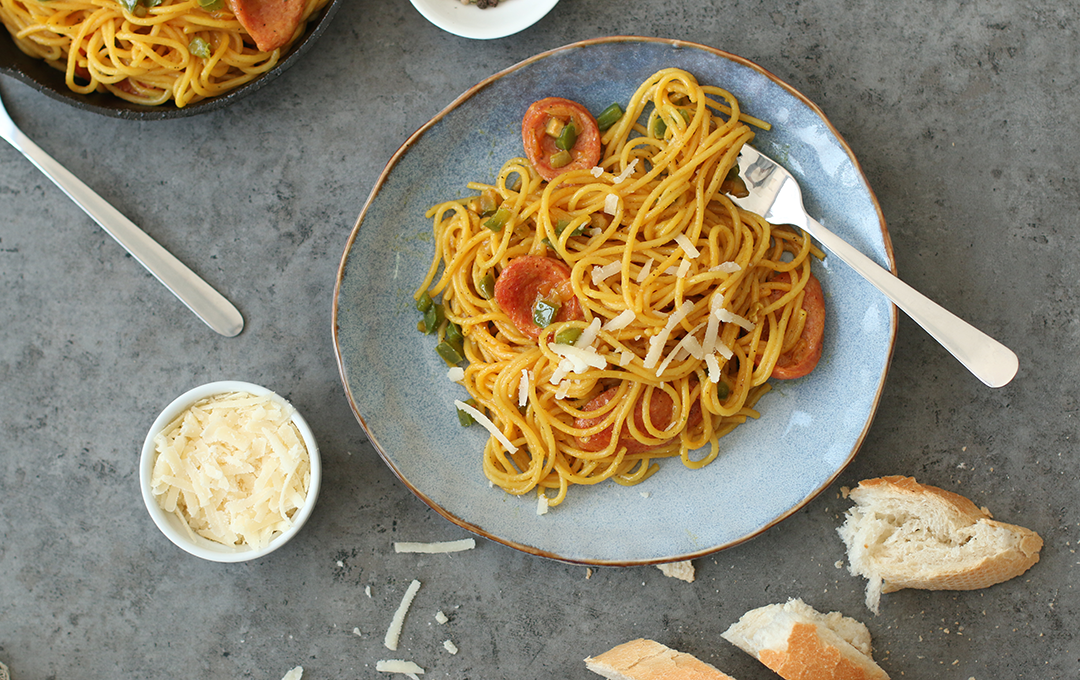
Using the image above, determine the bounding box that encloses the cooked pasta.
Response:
[0,0,330,107]
[417,68,825,507]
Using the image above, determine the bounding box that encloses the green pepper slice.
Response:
[477,272,495,300]
[555,122,577,151]
[436,341,464,366]
[596,103,624,131]
[532,298,560,328]
[483,207,510,232]
[553,326,582,345]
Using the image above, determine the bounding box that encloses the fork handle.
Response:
[803,216,1018,388]
[1,118,244,337]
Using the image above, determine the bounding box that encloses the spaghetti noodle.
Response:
[417,68,825,507]
[0,0,330,107]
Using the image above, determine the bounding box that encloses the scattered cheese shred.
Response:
[705,353,722,384]
[550,358,574,385]
[446,366,464,382]
[591,261,622,285]
[590,166,604,178]
[714,307,755,331]
[619,350,635,367]
[281,667,303,680]
[636,258,654,283]
[454,400,517,453]
[518,369,530,408]
[150,391,311,550]
[674,234,700,259]
[443,640,459,655]
[550,343,607,373]
[375,660,425,679]
[555,380,572,400]
[612,158,638,184]
[603,194,619,215]
[575,317,602,348]
[676,260,692,278]
[643,301,694,369]
[537,493,550,515]
[710,261,741,273]
[435,611,448,624]
[393,539,476,554]
[604,309,636,332]
[383,579,422,651]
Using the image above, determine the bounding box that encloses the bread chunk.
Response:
[721,598,889,680]
[837,476,1042,613]
[586,638,739,680]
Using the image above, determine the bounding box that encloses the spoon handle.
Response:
[0,114,244,337]
[804,215,1018,388]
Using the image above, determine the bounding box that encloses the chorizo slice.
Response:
[493,256,584,339]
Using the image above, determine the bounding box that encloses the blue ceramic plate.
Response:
[333,37,897,565]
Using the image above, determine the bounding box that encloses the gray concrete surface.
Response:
[1,0,1077,678]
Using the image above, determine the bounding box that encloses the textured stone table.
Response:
[1,1,1076,678]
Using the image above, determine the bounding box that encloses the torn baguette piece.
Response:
[721,598,888,680]
[837,475,1043,613]
[586,638,739,680]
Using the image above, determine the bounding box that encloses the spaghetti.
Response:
[416,68,825,507]
[0,0,330,107]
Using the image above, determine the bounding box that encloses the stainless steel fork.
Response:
[0,90,244,337]
[731,144,1018,388]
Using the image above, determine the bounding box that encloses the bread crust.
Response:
[839,476,1042,611]
[758,621,888,680]
[585,638,737,680]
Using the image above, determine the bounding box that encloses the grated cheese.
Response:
[384,579,422,651]
[710,261,741,273]
[446,366,464,382]
[591,261,622,286]
[619,350,635,367]
[550,358,575,385]
[435,611,448,624]
[643,301,694,369]
[604,194,619,215]
[150,391,311,550]
[636,259,654,283]
[555,380,572,400]
[705,353,722,384]
[590,166,604,178]
[676,260,692,278]
[454,400,517,453]
[604,309,636,332]
[375,660,425,679]
[674,234,700,259]
[443,639,459,655]
[714,307,755,331]
[612,159,638,184]
[518,369,530,408]
[550,343,607,373]
[575,317,602,348]
[281,667,303,680]
[393,539,476,554]
[537,493,550,515]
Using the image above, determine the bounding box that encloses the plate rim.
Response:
[332,35,898,566]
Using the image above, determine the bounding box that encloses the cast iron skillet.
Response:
[0,0,342,120]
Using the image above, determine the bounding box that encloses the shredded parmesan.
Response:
[619,350,635,367]
[281,667,303,680]
[550,358,574,385]
[443,640,459,654]
[636,259,654,283]
[375,660,425,678]
[537,493,550,515]
[705,353,722,383]
[591,261,622,286]
[604,309,636,332]
[714,307,755,331]
[676,260,691,278]
[604,194,619,215]
[150,391,311,550]
[674,234,700,259]
[518,369,530,408]
[643,301,694,369]
[575,317,602,348]
[590,166,604,178]
[454,400,517,453]
[446,366,464,382]
[435,611,448,624]
[550,343,607,373]
[612,158,638,184]
[393,539,476,554]
[710,261,741,273]
[555,380,572,400]
[383,580,421,650]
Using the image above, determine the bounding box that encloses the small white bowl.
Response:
[409,0,559,40]
[139,381,322,563]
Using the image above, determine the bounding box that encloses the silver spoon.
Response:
[0,90,244,337]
